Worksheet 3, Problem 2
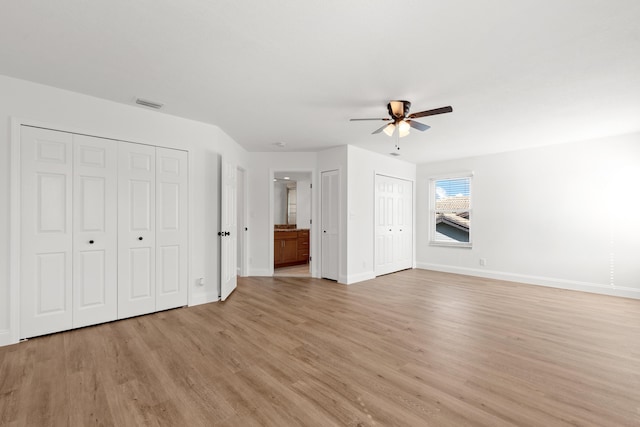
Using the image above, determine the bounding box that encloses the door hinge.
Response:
[310,219,312,224]
[309,256,312,261]
[310,183,312,189]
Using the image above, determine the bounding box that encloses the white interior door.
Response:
[375,175,413,276]
[118,142,156,319]
[72,134,118,328]
[321,170,339,280]
[236,167,246,277]
[20,126,74,338]
[155,147,188,311]
[220,158,237,301]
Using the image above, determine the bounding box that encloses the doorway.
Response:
[273,171,312,277]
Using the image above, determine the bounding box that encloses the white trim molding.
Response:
[249,268,272,277]
[189,291,220,307]
[7,118,24,346]
[344,272,376,285]
[417,263,640,300]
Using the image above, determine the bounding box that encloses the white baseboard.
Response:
[0,330,16,347]
[416,262,640,300]
[189,291,219,306]
[249,268,272,277]
[345,271,376,285]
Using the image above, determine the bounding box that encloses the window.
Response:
[429,174,472,247]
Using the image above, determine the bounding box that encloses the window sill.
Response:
[429,241,472,248]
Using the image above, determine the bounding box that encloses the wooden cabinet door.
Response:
[281,238,298,263]
[274,236,282,263]
[297,230,309,262]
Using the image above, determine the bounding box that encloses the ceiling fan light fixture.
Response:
[382,123,396,136]
[398,120,410,137]
[382,123,396,137]
[389,100,409,117]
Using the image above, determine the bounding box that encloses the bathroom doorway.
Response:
[273,171,312,277]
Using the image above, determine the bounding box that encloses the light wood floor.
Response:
[273,263,311,277]
[1,269,640,426]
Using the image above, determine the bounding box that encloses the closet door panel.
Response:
[20,127,73,338]
[118,142,156,319]
[321,170,339,280]
[72,134,118,328]
[374,175,413,276]
[156,148,188,310]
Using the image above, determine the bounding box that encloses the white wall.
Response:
[416,132,640,299]
[297,179,311,229]
[247,152,318,276]
[346,145,416,284]
[0,75,248,345]
[273,181,288,224]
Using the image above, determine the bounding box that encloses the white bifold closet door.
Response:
[73,134,118,328]
[155,147,188,311]
[118,142,156,319]
[375,175,413,276]
[20,127,74,338]
[118,143,188,319]
[20,127,118,338]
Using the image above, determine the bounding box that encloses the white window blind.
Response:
[430,175,472,247]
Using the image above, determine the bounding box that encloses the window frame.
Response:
[429,172,473,248]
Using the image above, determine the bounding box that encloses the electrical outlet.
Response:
[479,258,487,267]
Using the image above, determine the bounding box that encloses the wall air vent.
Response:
[135,98,164,109]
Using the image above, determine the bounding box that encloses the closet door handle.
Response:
[89,240,94,244]
[138,237,143,241]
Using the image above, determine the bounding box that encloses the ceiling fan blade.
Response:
[408,106,453,119]
[408,120,431,131]
[350,118,390,121]
[372,123,390,134]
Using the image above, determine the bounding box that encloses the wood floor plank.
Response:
[1,269,640,426]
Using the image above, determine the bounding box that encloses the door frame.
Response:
[236,166,248,277]
[7,117,193,347]
[269,168,317,277]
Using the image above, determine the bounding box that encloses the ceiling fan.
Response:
[350,100,452,138]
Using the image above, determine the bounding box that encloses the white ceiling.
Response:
[2,1,640,163]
